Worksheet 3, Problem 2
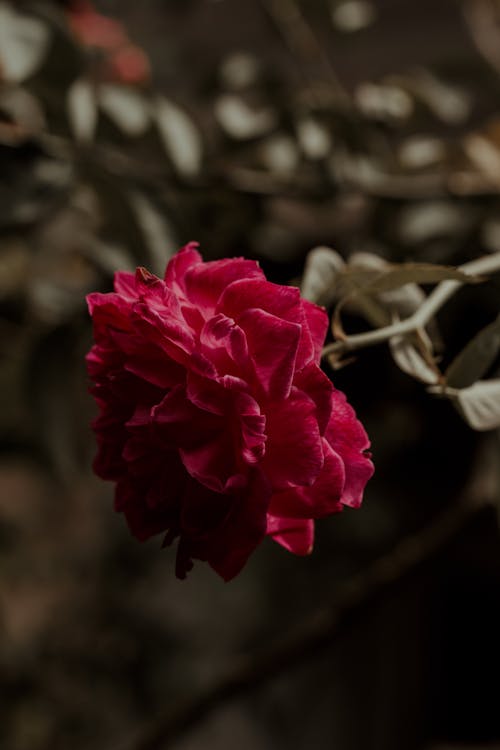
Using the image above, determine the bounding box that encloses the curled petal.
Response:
[164,242,202,293]
[185,257,265,310]
[218,278,303,326]
[200,314,249,378]
[266,515,314,556]
[269,440,344,519]
[326,389,374,508]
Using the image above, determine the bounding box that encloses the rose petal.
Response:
[164,242,202,293]
[302,299,328,362]
[122,489,177,541]
[113,270,137,298]
[218,278,303,325]
[326,389,374,508]
[185,257,265,310]
[185,376,266,489]
[293,363,333,435]
[200,314,249,378]
[131,303,195,365]
[266,515,314,556]
[262,388,324,490]
[204,470,271,581]
[87,245,374,581]
[238,307,301,400]
[269,439,344,519]
[152,386,213,447]
[86,292,133,335]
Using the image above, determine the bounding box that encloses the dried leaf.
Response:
[333,250,391,331]
[296,118,332,160]
[98,84,150,137]
[259,135,299,175]
[397,136,446,170]
[67,78,97,142]
[332,290,390,340]
[154,96,202,178]
[446,314,500,388]
[342,263,481,294]
[396,201,472,245]
[0,3,51,83]
[455,380,500,431]
[389,331,441,385]
[301,246,345,304]
[346,251,427,317]
[331,0,377,32]
[215,94,277,140]
[408,69,471,125]
[465,133,500,188]
[354,82,413,122]
[219,53,261,90]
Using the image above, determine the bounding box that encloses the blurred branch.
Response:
[260,0,348,102]
[464,0,500,78]
[322,251,500,358]
[124,480,496,750]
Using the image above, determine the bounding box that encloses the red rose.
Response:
[86,244,373,580]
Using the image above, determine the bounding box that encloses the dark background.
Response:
[1,1,500,749]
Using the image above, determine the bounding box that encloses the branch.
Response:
[124,490,491,750]
[322,251,500,359]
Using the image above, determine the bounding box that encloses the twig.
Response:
[322,251,500,359]
[124,491,490,750]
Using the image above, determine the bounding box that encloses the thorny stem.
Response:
[322,251,500,359]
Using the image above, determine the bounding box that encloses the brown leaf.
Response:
[446,314,500,388]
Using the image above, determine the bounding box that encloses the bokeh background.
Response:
[2,1,500,749]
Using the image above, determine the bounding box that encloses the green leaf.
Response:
[446,313,500,388]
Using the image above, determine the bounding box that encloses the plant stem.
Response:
[322,251,500,358]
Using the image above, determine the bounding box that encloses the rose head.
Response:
[86,243,373,580]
